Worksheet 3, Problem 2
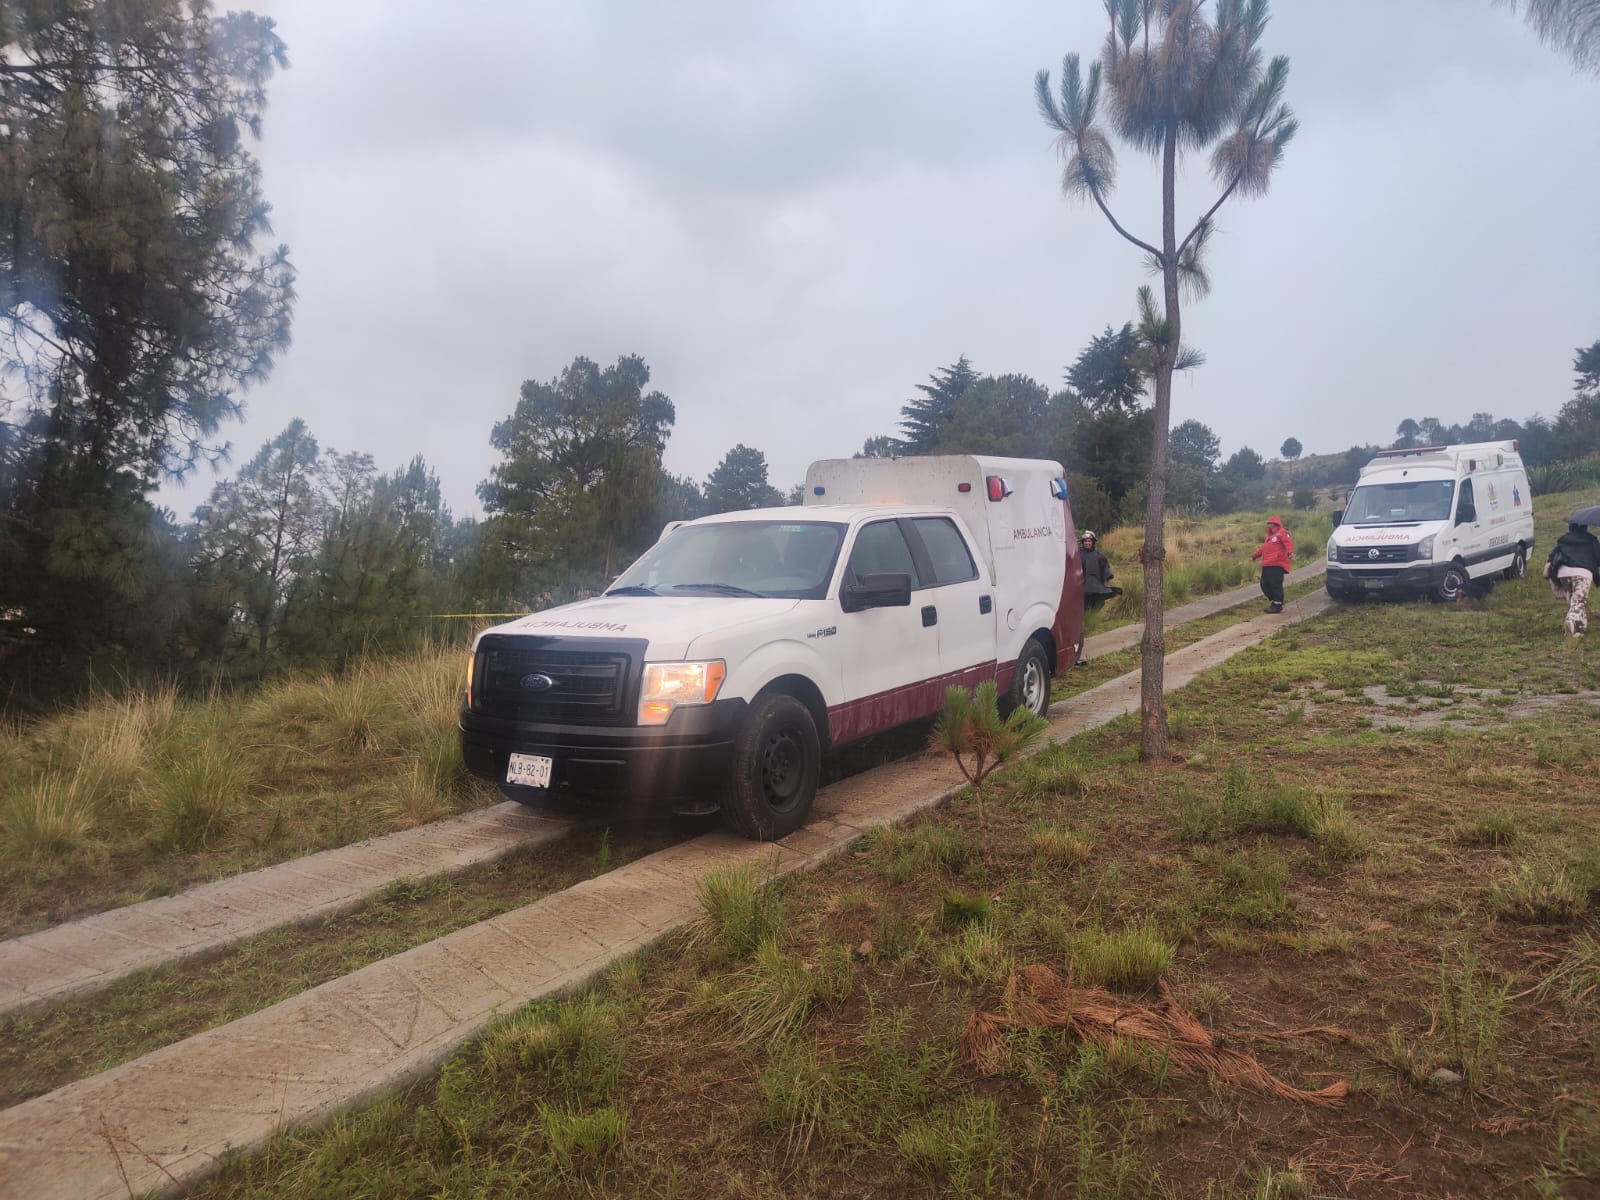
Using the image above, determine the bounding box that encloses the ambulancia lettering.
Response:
[1013,525,1053,540]
[519,618,630,633]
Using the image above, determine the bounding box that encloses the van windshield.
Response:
[1343,479,1455,524]
[609,521,846,599]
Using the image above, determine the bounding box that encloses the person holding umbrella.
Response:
[1079,530,1121,611]
[1544,507,1600,637]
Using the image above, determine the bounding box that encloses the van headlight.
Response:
[1327,538,1336,563]
[1417,534,1435,559]
[638,660,726,726]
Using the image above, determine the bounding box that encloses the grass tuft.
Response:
[540,1103,627,1169]
[712,938,817,1045]
[1067,923,1175,990]
[1454,811,1519,847]
[937,925,1013,987]
[0,773,101,857]
[694,861,783,960]
[1031,823,1093,866]
[939,890,992,929]
[140,740,255,852]
[1435,947,1508,1090]
[895,1096,1004,1199]
[1489,861,1589,924]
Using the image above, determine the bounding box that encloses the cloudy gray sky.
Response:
[163,0,1600,518]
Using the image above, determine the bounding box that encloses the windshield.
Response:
[610,521,846,599]
[1343,479,1455,524]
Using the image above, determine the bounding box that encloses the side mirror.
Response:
[1331,509,1343,528]
[841,572,913,613]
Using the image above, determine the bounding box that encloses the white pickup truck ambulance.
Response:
[1325,441,1534,603]
[459,455,1085,839]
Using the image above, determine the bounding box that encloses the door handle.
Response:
[921,605,937,627]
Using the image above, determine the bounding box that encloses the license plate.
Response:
[506,753,553,788]
[1361,578,1385,589]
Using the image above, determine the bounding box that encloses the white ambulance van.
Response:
[459,455,1085,839]
[1325,441,1534,603]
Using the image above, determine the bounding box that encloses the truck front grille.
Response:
[1336,544,1417,564]
[472,635,645,726]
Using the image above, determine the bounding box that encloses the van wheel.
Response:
[1004,638,1052,719]
[1503,547,1527,581]
[722,694,820,840]
[1432,562,1468,603]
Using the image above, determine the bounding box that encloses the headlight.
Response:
[1417,534,1435,559]
[464,652,475,705]
[1327,538,1336,563]
[638,660,726,725]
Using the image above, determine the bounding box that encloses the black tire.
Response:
[1432,561,1468,603]
[1502,546,1527,582]
[721,693,820,840]
[1003,638,1052,719]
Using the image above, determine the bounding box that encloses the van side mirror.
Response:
[1331,509,1343,528]
[841,572,913,613]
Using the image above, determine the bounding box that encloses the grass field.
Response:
[177,495,1600,1198]
[0,643,501,936]
[0,509,1323,937]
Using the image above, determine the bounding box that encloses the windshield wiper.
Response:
[604,585,659,596]
[667,582,768,598]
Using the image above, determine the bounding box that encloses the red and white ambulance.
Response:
[459,455,1085,838]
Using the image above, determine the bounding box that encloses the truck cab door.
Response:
[830,519,938,742]
[1454,479,1484,572]
[907,515,994,684]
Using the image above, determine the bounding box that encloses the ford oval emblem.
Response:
[520,673,556,693]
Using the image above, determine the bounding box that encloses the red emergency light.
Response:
[985,475,1010,501]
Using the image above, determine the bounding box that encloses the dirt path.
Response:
[0,589,1333,1200]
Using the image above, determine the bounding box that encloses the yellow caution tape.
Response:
[425,613,529,619]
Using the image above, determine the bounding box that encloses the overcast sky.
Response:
[161,0,1600,519]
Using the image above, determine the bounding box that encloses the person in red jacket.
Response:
[1250,515,1294,613]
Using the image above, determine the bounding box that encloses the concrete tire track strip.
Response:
[0,566,1328,1200]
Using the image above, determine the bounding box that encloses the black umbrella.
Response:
[1568,505,1600,527]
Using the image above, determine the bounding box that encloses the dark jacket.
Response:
[1083,548,1116,595]
[1549,527,1600,580]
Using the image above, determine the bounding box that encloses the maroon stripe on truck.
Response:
[827,663,997,746]
[1052,498,1086,671]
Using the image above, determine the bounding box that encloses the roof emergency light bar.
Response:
[1372,445,1448,458]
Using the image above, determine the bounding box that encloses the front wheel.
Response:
[1003,638,1052,719]
[721,694,821,840]
[1503,546,1527,581]
[1432,562,1468,603]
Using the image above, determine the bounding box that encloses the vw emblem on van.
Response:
[520,673,557,693]
[1368,548,1380,560]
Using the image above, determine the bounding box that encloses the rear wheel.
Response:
[1003,638,1052,719]
[721,694,820,840]
[1502,546,1527,581]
